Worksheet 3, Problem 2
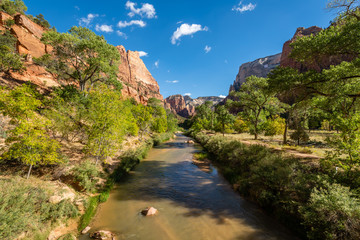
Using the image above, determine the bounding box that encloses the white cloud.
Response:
[75,6,80,11]
[166,80,179,83]
[126,1,157,19]
[138,51,148,57]
[79,13,99,26]
[184,93,192,96]
[116,31,128,39]
[219,95,226,98]
[232,1,256,13]
[95,24,113,33]
[171,23,208,45]
[118,20,146,28]
[204,45,212,53]
[154,60,159,68]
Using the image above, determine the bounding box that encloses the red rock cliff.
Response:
[280,26,354,72]
[116,46,163,104]
[0,12,163,104]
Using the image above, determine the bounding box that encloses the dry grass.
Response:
[220,130,336,159]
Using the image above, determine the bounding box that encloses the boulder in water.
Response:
[90,230,114,239]
[81,226,91,234]
[141,207,158,216]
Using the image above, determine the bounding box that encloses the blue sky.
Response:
[25,0,334,99]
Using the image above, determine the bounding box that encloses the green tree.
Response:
[231,76,284,140]
[233,116,249,133]
[0,0,27,15]
[41,27,121,92]
[132,104,153,138]
[0,85,61,179]
[147,98,168,133]
[0,31,23,73]
[29,14,51,29]
[85,84,134,164]
[215,105,234,136]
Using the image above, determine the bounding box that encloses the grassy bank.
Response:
[191,132,360,240]
[78,132,174,231]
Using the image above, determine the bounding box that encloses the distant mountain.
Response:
[229,53,281,94]
[165,95,224,118]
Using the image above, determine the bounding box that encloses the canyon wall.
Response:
[229,53,281,93]
[0,12,162,104]
[165,95,223,118]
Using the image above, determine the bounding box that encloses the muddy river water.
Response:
[84,135,296,240]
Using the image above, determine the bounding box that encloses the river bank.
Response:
[190,131,360,240]
[83,134,295,240]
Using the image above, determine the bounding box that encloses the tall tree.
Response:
[231,76,284,140]
[215,105,234,136]
[0,85,61,179]
[41,27,121,92]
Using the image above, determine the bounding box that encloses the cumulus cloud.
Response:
[116,31,128,39]
[154,60,159,68]
[118,20,146,28]
[79,13,99,26]
[126,1,157,19]
[166,80,179,83]
[95,24,113,33]
[204,45,212,53]
[232,1,256,13]
[138,51,148,57]
[219,95,226,98]
[184,93,192,96]
[171,23,208,45]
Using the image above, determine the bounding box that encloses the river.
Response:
[84,134,296,240]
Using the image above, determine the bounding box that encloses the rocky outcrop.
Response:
[116,46,163,104]
[164,94,194,117]
[280,26,355,72]
[0,12,163,104]
[229,53,281,93]
[165,95,223,118]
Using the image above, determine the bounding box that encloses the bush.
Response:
[0,0,27,15]
[290,127,309,145]
[233,116,249,133]
[72,160,100,192]
[264,116,285,136]
[300,182,360,240]
[0,178,78,239]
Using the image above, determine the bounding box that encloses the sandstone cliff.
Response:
[165,95,223,118]
[280,26,354,72]
[0,12,162,104]
[117,46,163,104]
[229,53,281,93]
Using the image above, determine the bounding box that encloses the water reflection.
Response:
[84,135,296,240]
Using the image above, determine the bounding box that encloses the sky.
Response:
[25,0,335,99]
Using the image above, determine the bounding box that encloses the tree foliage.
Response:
[41,27,121,91]
[0,0,27,15]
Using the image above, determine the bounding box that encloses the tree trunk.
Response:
[283,120,288,145]
[26,164,33,179]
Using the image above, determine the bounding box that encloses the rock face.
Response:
[0,12,162,104]
[165,95,223,118]
[280,26,355,72]
[229,53,281,93]
[117,46,163,104]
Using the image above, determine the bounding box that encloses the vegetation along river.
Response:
[84,135,296,240]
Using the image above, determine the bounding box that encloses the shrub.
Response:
[233,116,249,133]
[72,160,100,192]
[78,196,99,231]
[264,116,285,136]
[290,127,309,145]
[0,178,78,239]
[300,183,360,240]
[0,0,27,15]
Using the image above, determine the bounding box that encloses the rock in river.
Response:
[141,207,158,216]
[90,230,114,239]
